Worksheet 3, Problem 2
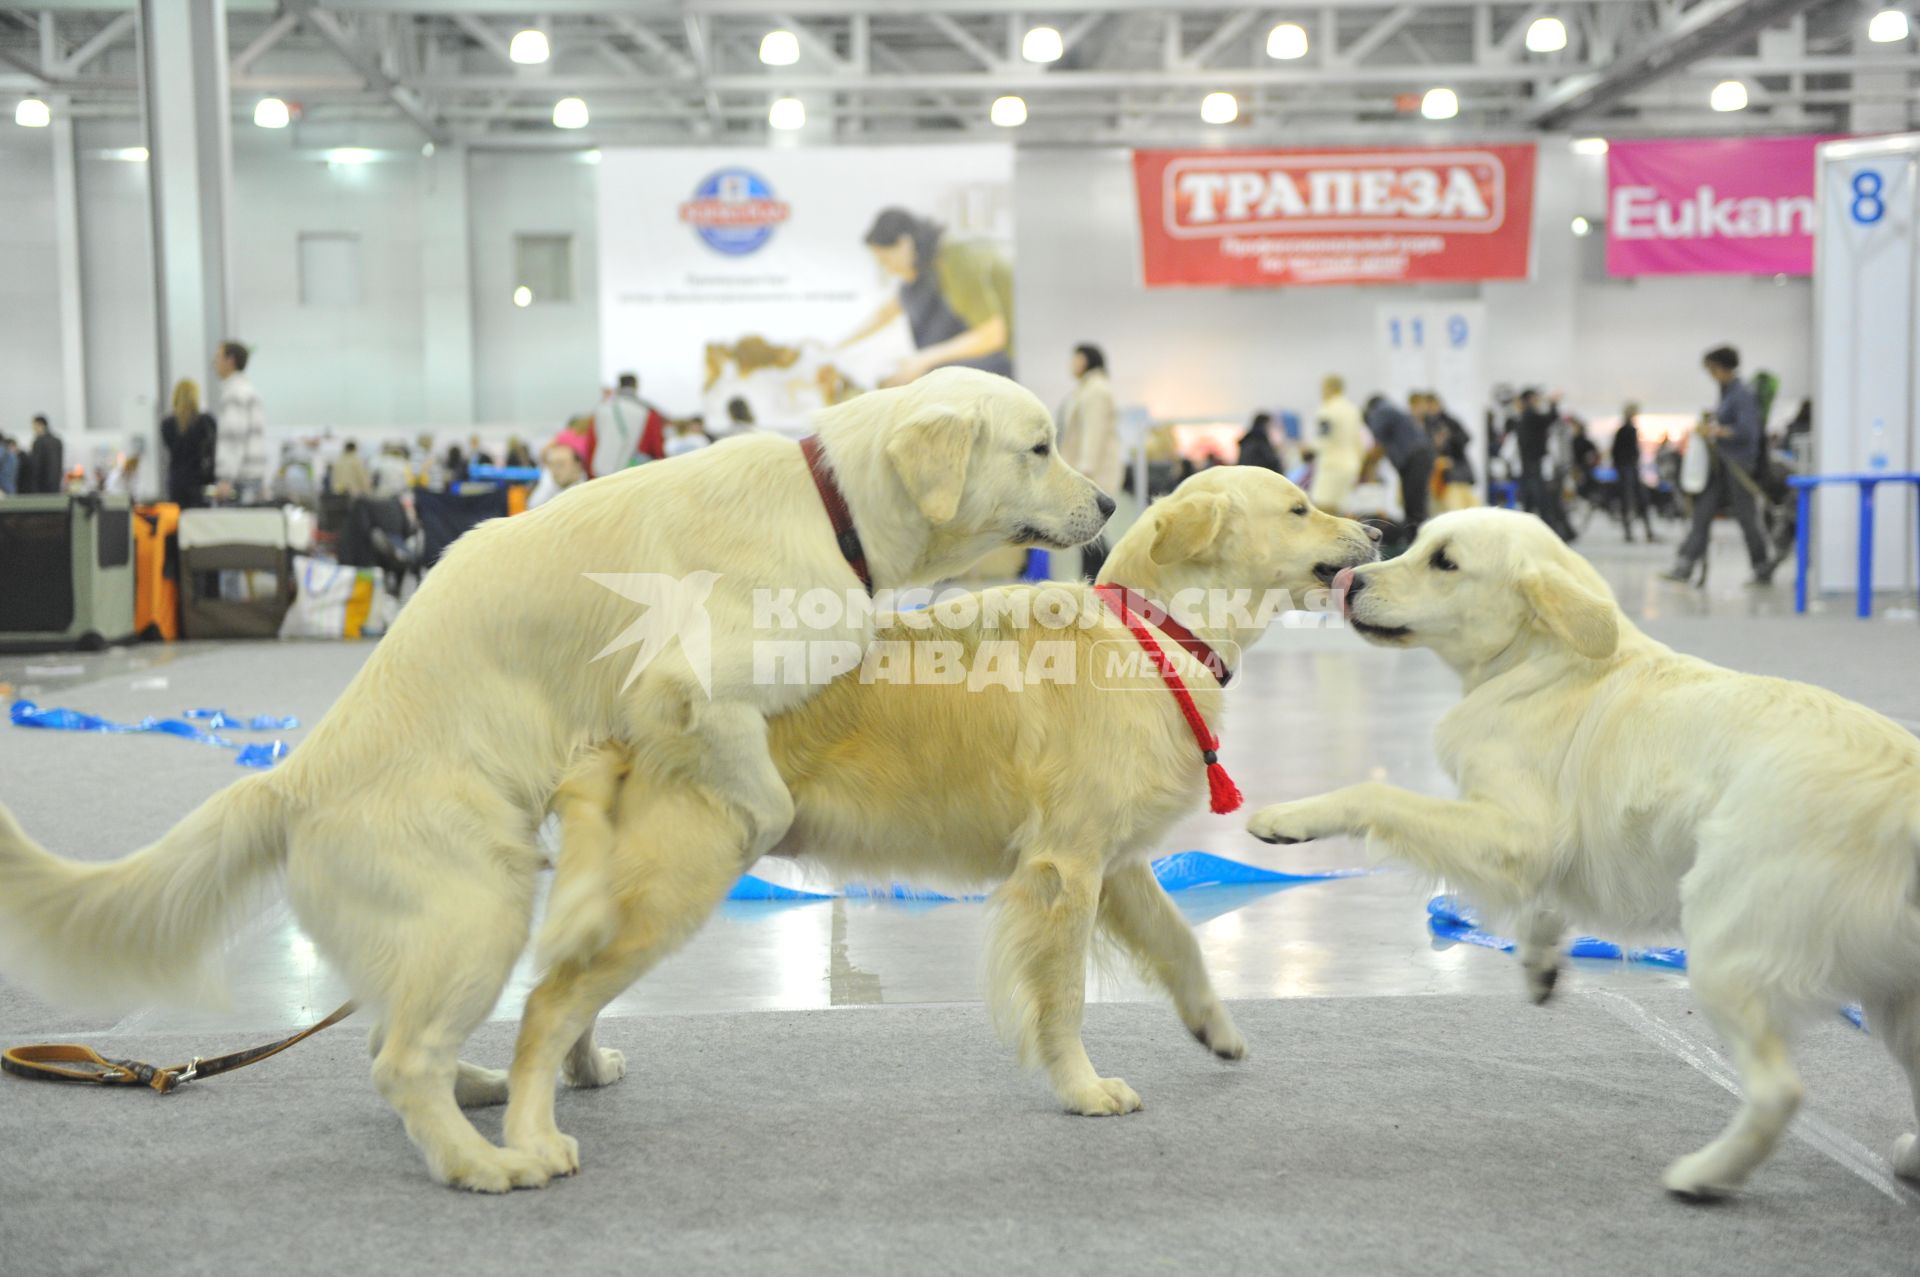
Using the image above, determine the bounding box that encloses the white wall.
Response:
[1013,142,1814,427]
[0,132,65,439]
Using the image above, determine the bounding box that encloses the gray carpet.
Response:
[3,993,1917,1276]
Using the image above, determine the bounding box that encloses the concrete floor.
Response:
[1,509,1913,1040]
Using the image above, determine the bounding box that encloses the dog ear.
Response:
[1149,491,1231,566]
[1521,562,1619,659]
[886,402,976,526]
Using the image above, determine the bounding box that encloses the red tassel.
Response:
[1207,762,1243,815]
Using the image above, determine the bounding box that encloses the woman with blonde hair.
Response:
[159,378,217,507]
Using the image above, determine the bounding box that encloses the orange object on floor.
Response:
[507,483,529,516]
[132,502,181,641]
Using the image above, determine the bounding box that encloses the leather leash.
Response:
[3,1001,357,1095]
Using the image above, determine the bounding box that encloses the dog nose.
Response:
[1094,491,1116,519]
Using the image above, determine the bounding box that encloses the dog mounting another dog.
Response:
[1249,507,1920,1200]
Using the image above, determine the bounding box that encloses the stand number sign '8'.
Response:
[1849,170,1886,226]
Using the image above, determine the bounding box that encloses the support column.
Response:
[139,0,233,403]
[421,142,476,425]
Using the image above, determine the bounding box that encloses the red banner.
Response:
[1133,145,1536,288]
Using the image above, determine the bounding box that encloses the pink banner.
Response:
[1607,136,1831,277]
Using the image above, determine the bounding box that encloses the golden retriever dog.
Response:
[500,468,1380,1180]
[1246,507,1920,1199]
[0,368,1110,1192]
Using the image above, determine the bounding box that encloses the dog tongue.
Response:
[1332,567,1356,614]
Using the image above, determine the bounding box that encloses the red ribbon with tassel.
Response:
[1092,585,1243,815]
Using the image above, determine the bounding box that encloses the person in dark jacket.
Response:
[1414,391,1476,511]
[1235,412,1284,471]
[1611,404,1657,543]
[1665,345,1774,585]
[1513,389,1576,541]
[1364,395,1437,530]
[23,415,64,494]
[159,379,218,508]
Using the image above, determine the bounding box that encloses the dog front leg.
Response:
[1097,860,1245,1060]
[1248,782,1550,913]
[989,850,1141,1116]
[1517,907,1566,1004]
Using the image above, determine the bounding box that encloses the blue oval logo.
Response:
[678,169,791,256]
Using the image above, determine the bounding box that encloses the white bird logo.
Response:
[585,571,722,696]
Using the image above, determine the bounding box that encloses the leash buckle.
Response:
[172,1057,203,1088]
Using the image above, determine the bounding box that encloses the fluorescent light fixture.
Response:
[1022,25,1064,63]
[1200,91,1238,125]
[15,98,50,128]
[253,97,291,129]
[1709,79,1748,112]
[1266,22,1309,60]
[509,28,549,65]
[1525,16,1568,53]
[513,286,533,307]
[552,97,589,129]
[759,29,800,65]
[1573,136,1609,156]
[1868,8,1910,42]
[1420,87,1459,120]
[1571,216,1591,236]
[768,96,806,130]
[326,147,377,165]
[102,146,148,162]
[990,95,1027,127]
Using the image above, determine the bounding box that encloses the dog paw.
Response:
[563,1046,626,1090]
[1892,1133,1920,1180]
[1247,802,1324,846]
[512,1129,582,1180]
[1189,1007,1248,1061]
[1523,960,1562,1005]
[454,1062,511,1108]
[1662,1149,1743,1201]
[437,1147,554,1194]
[1062,1077,1143,1116]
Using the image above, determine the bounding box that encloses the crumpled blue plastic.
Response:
[722,851,1364,903]
[10,700,294,768]
[185,708,300,731]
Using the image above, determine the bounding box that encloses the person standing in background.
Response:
[330,440,373,499]
[1236,412,1283,471]
[1364,394,1437,531]
[213,340,266,501]
[1514,388,1576,542]
[159,378,217,508]
[1058,343,1120,581]
[0,433,19,495]
[1664,345,1774,585]
[593,372,666,477]
[1309,376,1367,514]
[24,415,64,494]
[1415,391,1477,512]
[1610,404,1656,543]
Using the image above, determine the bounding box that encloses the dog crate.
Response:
[178,507,296,639]
[0,493,138,651]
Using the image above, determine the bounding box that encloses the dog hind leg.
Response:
[1865,993,1920,1179]
[368,1021,509,1108]
[1096,860,1244,1060]
[1662,962,1803,1199]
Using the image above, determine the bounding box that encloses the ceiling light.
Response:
[759,29,800,66]
[1266,22,1309,60]
[1200,91,1238,125]
[990,95,1027,127]
[1420,87,1459,120]
[1868,8,1910,42]
[1022,25,1064,63]
[102,146,148,162]
[1709,79,1748,112]
[769,96,806,130]
[1573,136,1609,156]
[253,97,291,129]
[513,286,533,307]
[1524,16,1568,53]
[552,97,589,129]
[326,147,376,165]
[15,98,50,128]
[1571,216,1591,236]
[509,28,550,65]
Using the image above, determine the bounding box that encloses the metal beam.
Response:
[61,10,134,74]
[449,13,513,68]
[1334,5,1417,66]
[1528,0,1838,125]
[1183,9,1258,68]
[775,13,847,72]
[608,13,693,77]
[302,6,448,141]
[924,12,1006,70]
[231,9,301,74]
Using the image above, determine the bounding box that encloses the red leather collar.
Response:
[799,435,872,595]
[1091,584,1233,686]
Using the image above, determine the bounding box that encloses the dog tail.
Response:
[0,775,289,1012]
[533,748,629,972]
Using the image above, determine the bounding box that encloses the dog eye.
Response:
[1291,504,1308,517]
[1031,443,1050,457]
[1429,548,1458,572]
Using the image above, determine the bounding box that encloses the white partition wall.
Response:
[1813,134,1920,595]
[1374,301,1490,491]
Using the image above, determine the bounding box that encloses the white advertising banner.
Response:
[1373,301,1489,489]
[1813,134,1920,595]
[598,145,1014,431]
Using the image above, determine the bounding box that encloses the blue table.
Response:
[1788,472,1920,618]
